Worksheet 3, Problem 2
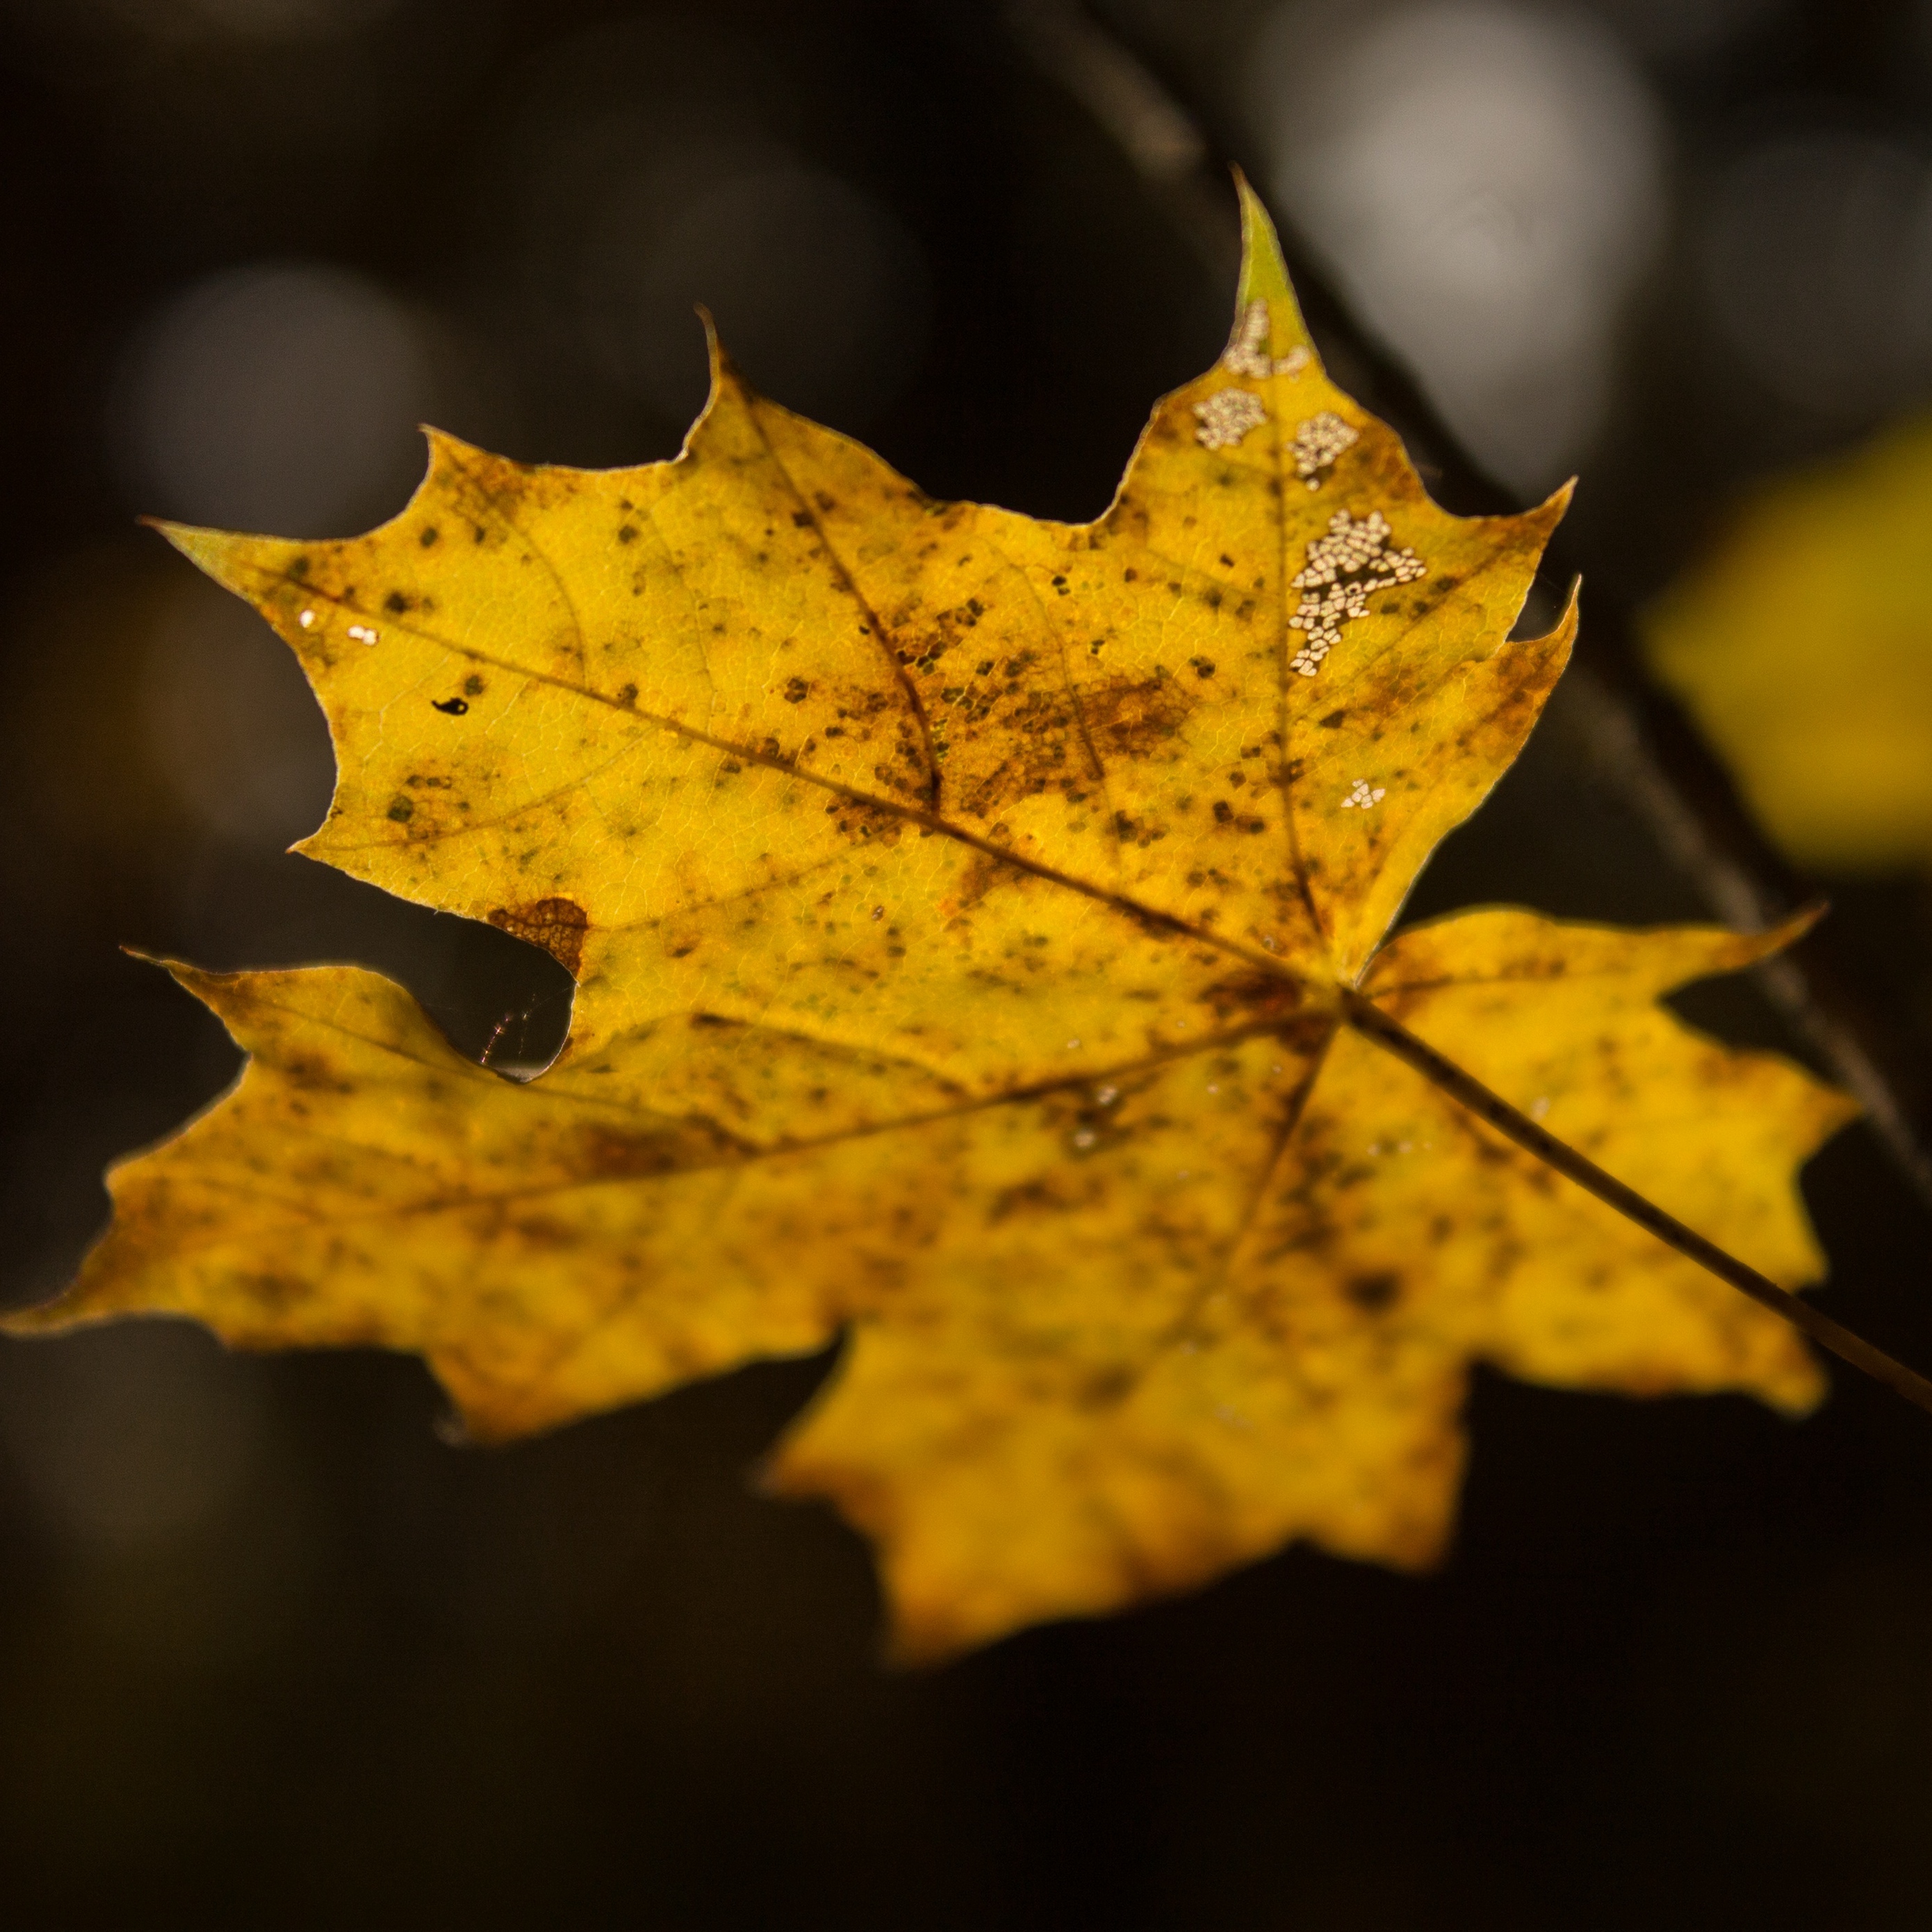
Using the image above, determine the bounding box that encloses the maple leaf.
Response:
[10,185,1864,1660]
[1647,411,1932,872]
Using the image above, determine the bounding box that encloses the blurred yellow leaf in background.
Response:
[1648,416,1932,871]
[8,186,1853,1660]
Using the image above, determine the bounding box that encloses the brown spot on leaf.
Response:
[575,1120,749,1179]
[1345,1272,1402,1313]
[281,1052,354,1095]
[1079,672,1195,761]
[240,1273,311,1313]
[1195,972,1306,1024]
[487,897,589,976]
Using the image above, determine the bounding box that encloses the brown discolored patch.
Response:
[941,669,1199,819]
[240,1272,310,1311]
[281,1052,354,1096]
[502,1213,577,1253]
[487,897,590,976]
[1077,1365,1137,1409]
[1079,671,1195,761]
[986,1172,1104,1223]
[574,1119,751,1179]
[939,848,1018,922]
[1192,971,1318,1029]
[1345,1272,1402,1313]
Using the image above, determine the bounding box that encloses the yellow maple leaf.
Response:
[1647,413,1932,871]
[10,185,1859,1660]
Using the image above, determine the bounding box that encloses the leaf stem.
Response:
[1343,988,1932,1418]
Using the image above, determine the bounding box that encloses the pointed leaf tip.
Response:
[145,518,247,586]
[1227,173,1313,372]
[1234,172,1292,309]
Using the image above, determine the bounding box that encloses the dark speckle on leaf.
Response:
[434,698,469,716]
[1345,1272,1401,1313]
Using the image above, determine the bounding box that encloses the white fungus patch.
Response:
[1224,301,1270,376]
[1339,778,1386,810]
[1291,411,1358,489]
[1194,387,1268,450]
[346,623,379,646]
[297,608,316,629]
[1222,300,1313,379]
[1288,509,1426,676]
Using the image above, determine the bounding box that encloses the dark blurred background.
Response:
[4,1,1932,1925]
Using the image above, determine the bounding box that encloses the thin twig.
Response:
[1007,0,1932,1217]
[1343,990,1932,1418]
[1005,0,1236,279]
